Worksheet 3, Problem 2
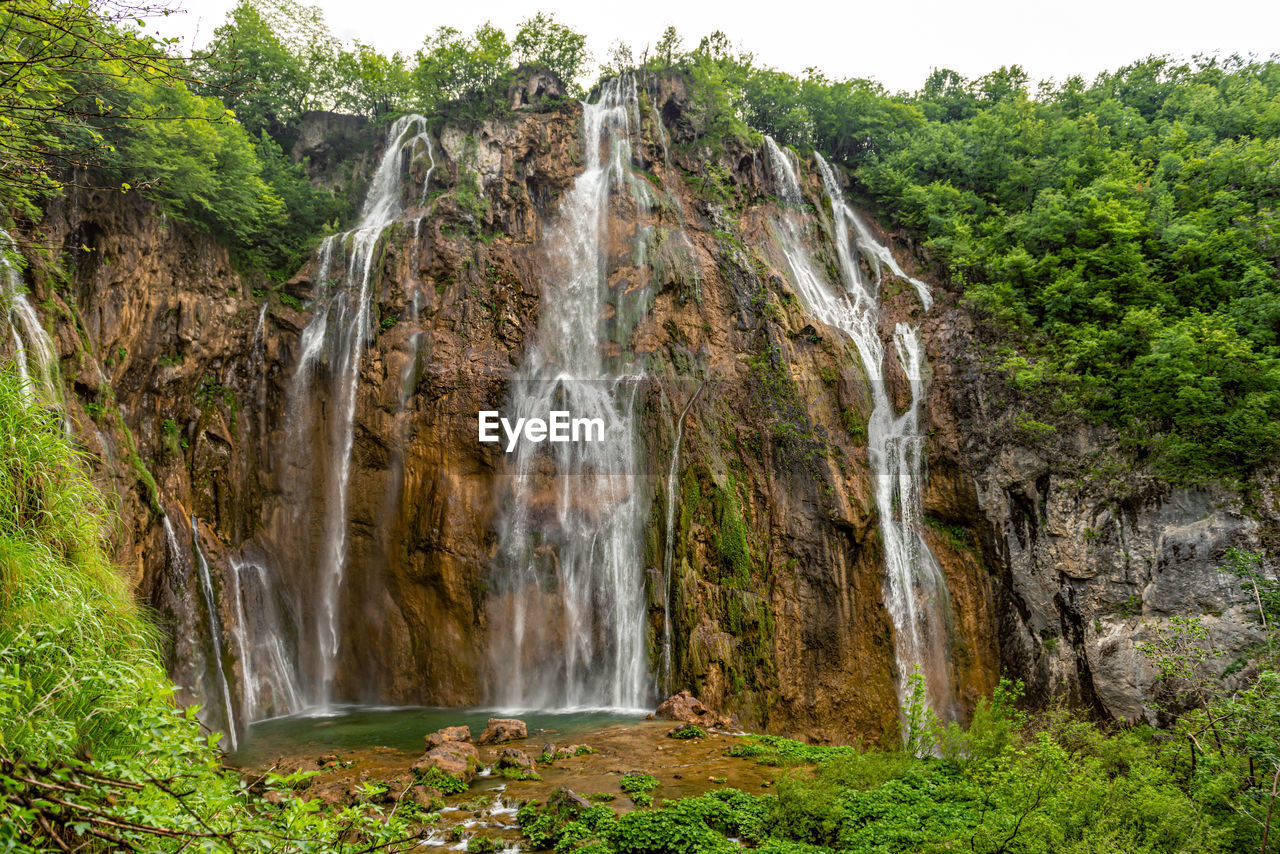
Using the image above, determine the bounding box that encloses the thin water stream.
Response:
[765,138,954,721]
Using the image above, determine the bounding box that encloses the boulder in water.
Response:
[477,717,527,744]
[425,725,472,750]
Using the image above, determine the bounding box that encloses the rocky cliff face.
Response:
[929,310,1275,723]
[2,70,1270,744]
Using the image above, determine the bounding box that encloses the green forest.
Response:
[2,0,1280,851]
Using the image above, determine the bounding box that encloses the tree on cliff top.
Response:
[0,0,196,220]
[512,12,588,94]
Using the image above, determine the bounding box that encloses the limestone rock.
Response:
[307,778,354,808]
[655,691,739,730]
[411,740,480,783]
[496,748,535,771]
[548,787,592,813]
[425,725,472,750]
[410,785,443,810]
[508,66,565,110]
[477,717,527,744]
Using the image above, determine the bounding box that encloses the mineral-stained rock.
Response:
[477,717,527,744]
[411,740,480,783]
[425,725,472,750]
[655,691,739,730]
[496,748,534,771]
[307,778,354,808]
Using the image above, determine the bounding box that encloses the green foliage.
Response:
[667,724,706,740]
[727,734,855,767]
[413,24,513,123]
[99,72,284,250]
[0,0,192,218]
[902,666,940,758]
[466,835,506,853]
[851,57,1280,480]
[160,417,185,457]
[194,0,315,144]
[195,0,412,130]
[619,772,660,807]
[512,13,589,93]
[711,476,751,588]
[527,673,1260,854]
[417,766,470,795]
[1134,548,1280,843]
[0,371,165,761]
[1219,547,1280,634]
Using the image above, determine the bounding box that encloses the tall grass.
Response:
[0,367,176,761]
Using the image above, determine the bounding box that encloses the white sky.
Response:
[158,0,1280,93]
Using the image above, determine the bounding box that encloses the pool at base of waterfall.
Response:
[230,706,642,765]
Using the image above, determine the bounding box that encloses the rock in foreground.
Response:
[411,740,480,783]
[425,725,472,750]
[477,717,527,744]
[655,691,740,731]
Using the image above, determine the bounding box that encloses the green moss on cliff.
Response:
[712,474,751,588]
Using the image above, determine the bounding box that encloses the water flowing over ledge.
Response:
[284,115,434,711]
[487,77,654,711]
[765,137,955,723]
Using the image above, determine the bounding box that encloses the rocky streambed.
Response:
[234,695,778,851]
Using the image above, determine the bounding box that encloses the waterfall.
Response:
[0,230,63,410]
[765,138,954,722]
[181,517,239,749]
[488,77,652,711]
[283,115,434,708]
[250,301,270,450]
[227,555,303,722]
[416,133,437,204]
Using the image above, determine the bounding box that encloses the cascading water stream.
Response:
[284,115,433,708]
[227,555,303,722]
[184,517,239,749]
[765,138,953,721]
[1,229,63,411]
[489,77,652,711]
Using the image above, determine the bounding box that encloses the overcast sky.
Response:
[158,0,1280,93]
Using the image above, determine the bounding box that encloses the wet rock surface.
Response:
[412,740,481,783]
[426,725,473,749]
